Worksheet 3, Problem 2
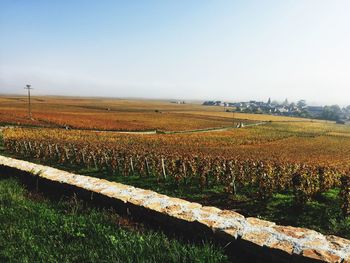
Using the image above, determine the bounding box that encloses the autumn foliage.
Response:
[4,123,350,213]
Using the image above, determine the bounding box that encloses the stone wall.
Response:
[0,155,349,263]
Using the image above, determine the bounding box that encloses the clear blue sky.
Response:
[1,0,349,105]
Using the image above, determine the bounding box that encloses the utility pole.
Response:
[24,84,33,119]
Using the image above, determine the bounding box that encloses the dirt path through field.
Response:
[162,122,266,134]
[0,122,266,135]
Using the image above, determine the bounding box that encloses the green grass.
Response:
[0,177,229,263]
[250,191,350,238]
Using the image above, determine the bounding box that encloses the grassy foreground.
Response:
[0,177,229,263]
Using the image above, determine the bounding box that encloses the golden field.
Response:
[0,96,255,131]
[0,96,327,131]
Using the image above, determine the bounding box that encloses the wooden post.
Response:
[65,148,69,162]
[24,141,29,154]
[130,157,135,175]
[48,144,52,156]
[55,144,60,159]
[116,158,120,175]
[161,158,167,180]
[231,175,237,195]
[92,153,97,169]
[123,158,128,176]
[183,162,187,185]
[82,151,86,165]
[145,158,150,177]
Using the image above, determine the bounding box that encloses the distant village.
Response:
[202,98,350,124]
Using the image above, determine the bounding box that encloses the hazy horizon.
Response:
[1,1,350,105]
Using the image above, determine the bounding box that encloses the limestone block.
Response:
[247,217,276,228]
[242,231,273,247]
[301,249,342,263]
[267,240,294,255]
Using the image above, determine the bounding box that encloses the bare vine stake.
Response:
[38,144,42,158]
[104,154,109,167]
[232,174,237,195]
[55,144,59,157]
[73,148,77,162]
[104,155,108,170]
[65,148,69,162]
[130,157,135,175]
[82,151,86,164]
[161,158,167,180]
[116,158,120,175]
[48,144,52,156]
[92,153,97,169]
[123,158,128,176]
[24,141,28,152]
[183,162,187,185]
[145,158,150,177]
[21,142,26,156]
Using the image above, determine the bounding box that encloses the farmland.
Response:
[1,97,350,239]
[0,96,320,131]
[0,96,256,131]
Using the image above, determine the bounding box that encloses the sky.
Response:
[1,0,350,105]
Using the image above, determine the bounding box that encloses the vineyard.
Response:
[3,121,350,222]
[0,96,319,132]
[0,96,255,131]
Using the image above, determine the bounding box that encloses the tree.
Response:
[321,105,342,121]
[346,105,350,113]
[297,100,307,109]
